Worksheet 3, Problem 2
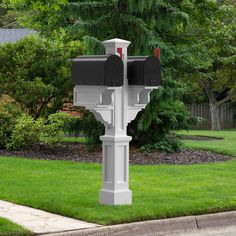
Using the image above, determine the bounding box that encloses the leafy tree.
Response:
[176,0,236,130]
[7,0,206,151]
[0,0,21,28]
[12,0,197,150]
[0,0,6,19]
[55,1,193,148]
[68,0,195,145]
[0,34,83,118]
[8,0,68,11]
[13,0,189,58]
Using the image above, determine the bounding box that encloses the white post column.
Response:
[99,38,132,205]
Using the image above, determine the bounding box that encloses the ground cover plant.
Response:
[0,217,31,236]
[0,130,235,225]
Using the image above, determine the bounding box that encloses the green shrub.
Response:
[80,111,104,150]
[42,112,70,144]
[7,113,44,150]
[63,116,83,137]
[128,102,197,153]
[0,101,21,149]
[61,109,103,150]
[140,133,181,153]
[0,111,14,148]
[7,112,73,149]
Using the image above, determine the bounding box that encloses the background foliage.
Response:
[24,0,197,150]
[0,34,83,118]
[176,1,236,130]
[1,0,235,150]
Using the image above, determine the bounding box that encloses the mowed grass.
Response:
[0,217,31,236]
[1,129,236,225]
[60,136,87,143]
[0,130,235,225]
[179,130,236,157]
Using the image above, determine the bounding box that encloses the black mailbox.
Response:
[127,56,161,86]
[72,55,124,87]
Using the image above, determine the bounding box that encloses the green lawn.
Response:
[179,130,236,157]
[0,217,31,236]
[60,136,87,143]
[0,130,236,226]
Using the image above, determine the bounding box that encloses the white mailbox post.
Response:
[73,38,161,205]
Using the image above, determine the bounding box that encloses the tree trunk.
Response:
[209,102,221,130]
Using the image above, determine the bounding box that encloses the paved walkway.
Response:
[172,225,236,236]
[1,199,236,236]
[0,200,100,234]
[43,210,236,236]
[44,225,236,236]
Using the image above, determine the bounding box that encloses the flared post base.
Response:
[99,189,132,205]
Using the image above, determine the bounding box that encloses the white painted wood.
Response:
[0,200,99,234]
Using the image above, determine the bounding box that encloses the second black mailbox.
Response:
[128,56,161,86]
[72,55,124,87]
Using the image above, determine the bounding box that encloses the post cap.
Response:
[102,38,131,47]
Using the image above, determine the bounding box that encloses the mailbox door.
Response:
[144,56,161,86]
[127,60,145,85]
[104,55,124,86]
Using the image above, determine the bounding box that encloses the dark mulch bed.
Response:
[181,134,223,141]
[0,142,232,165]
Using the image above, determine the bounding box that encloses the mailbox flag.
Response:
[154,48,161,59]
[117,48,123,59]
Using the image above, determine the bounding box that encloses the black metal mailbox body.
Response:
[127,56,161,86]
[72,55,124,87]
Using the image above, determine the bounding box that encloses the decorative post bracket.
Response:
[72,38,161,205]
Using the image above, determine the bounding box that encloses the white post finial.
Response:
[102,38,130,62]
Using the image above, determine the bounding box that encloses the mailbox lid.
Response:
[72,55,123,87]
[144,56,161,86]
[127,56,161,86]
[104,55,124,86]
